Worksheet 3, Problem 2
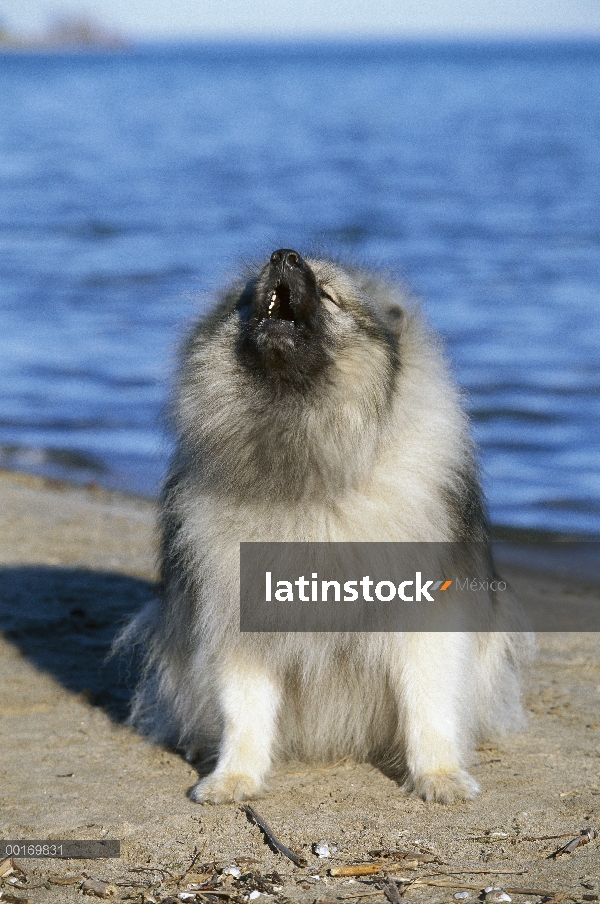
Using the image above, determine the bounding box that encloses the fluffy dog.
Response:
[120,249,531,804]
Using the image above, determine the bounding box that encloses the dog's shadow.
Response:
[0,565,156,722]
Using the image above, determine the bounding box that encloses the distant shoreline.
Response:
[0,39,131,54]
[0,17,131,53]
[1,34,599,55]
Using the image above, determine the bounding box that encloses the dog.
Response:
[119,249,531,804]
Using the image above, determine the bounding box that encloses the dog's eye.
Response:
[320,289,339,306]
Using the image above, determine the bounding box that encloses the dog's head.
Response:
[235,249,402,394]
[176,251,416,500]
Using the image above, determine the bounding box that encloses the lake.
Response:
[0,40,598,536]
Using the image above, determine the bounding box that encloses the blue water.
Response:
[0,41,598,536]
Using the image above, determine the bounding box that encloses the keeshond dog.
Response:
[120,249,531,804]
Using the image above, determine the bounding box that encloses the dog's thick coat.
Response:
[121,250,531,804]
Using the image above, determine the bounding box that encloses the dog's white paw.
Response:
[189,772,262,804]
[407,769,480,803]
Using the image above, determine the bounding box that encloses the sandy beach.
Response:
[0,468,598,902]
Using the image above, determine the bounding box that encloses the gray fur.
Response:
[118,252,532,804]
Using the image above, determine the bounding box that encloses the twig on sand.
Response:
[548,827,597,859]
[339,894,395,900]
[523,831,588,841]
[178,842,208,884]
[417,881,558,895]
[418,871,527,877]
[383,876,404,904]
[241,804,307,867]
[128,866,174,878]
[330,864,413,878]
[339,877,561,898]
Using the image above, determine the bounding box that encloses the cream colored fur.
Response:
[118,254,532,805]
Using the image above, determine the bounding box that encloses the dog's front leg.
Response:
[394,632,480,803]
[190,654,281,804]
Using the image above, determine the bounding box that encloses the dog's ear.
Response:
[385,304,405,337]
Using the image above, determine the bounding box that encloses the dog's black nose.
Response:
[270,249,302,269]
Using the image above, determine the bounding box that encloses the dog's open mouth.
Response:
[267,282,295,323]
[245,249,321,358]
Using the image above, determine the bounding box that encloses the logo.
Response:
[265,572,454,604]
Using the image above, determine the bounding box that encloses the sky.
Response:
[2,0,600,40]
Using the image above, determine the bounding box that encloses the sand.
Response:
[0,469,598,903]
